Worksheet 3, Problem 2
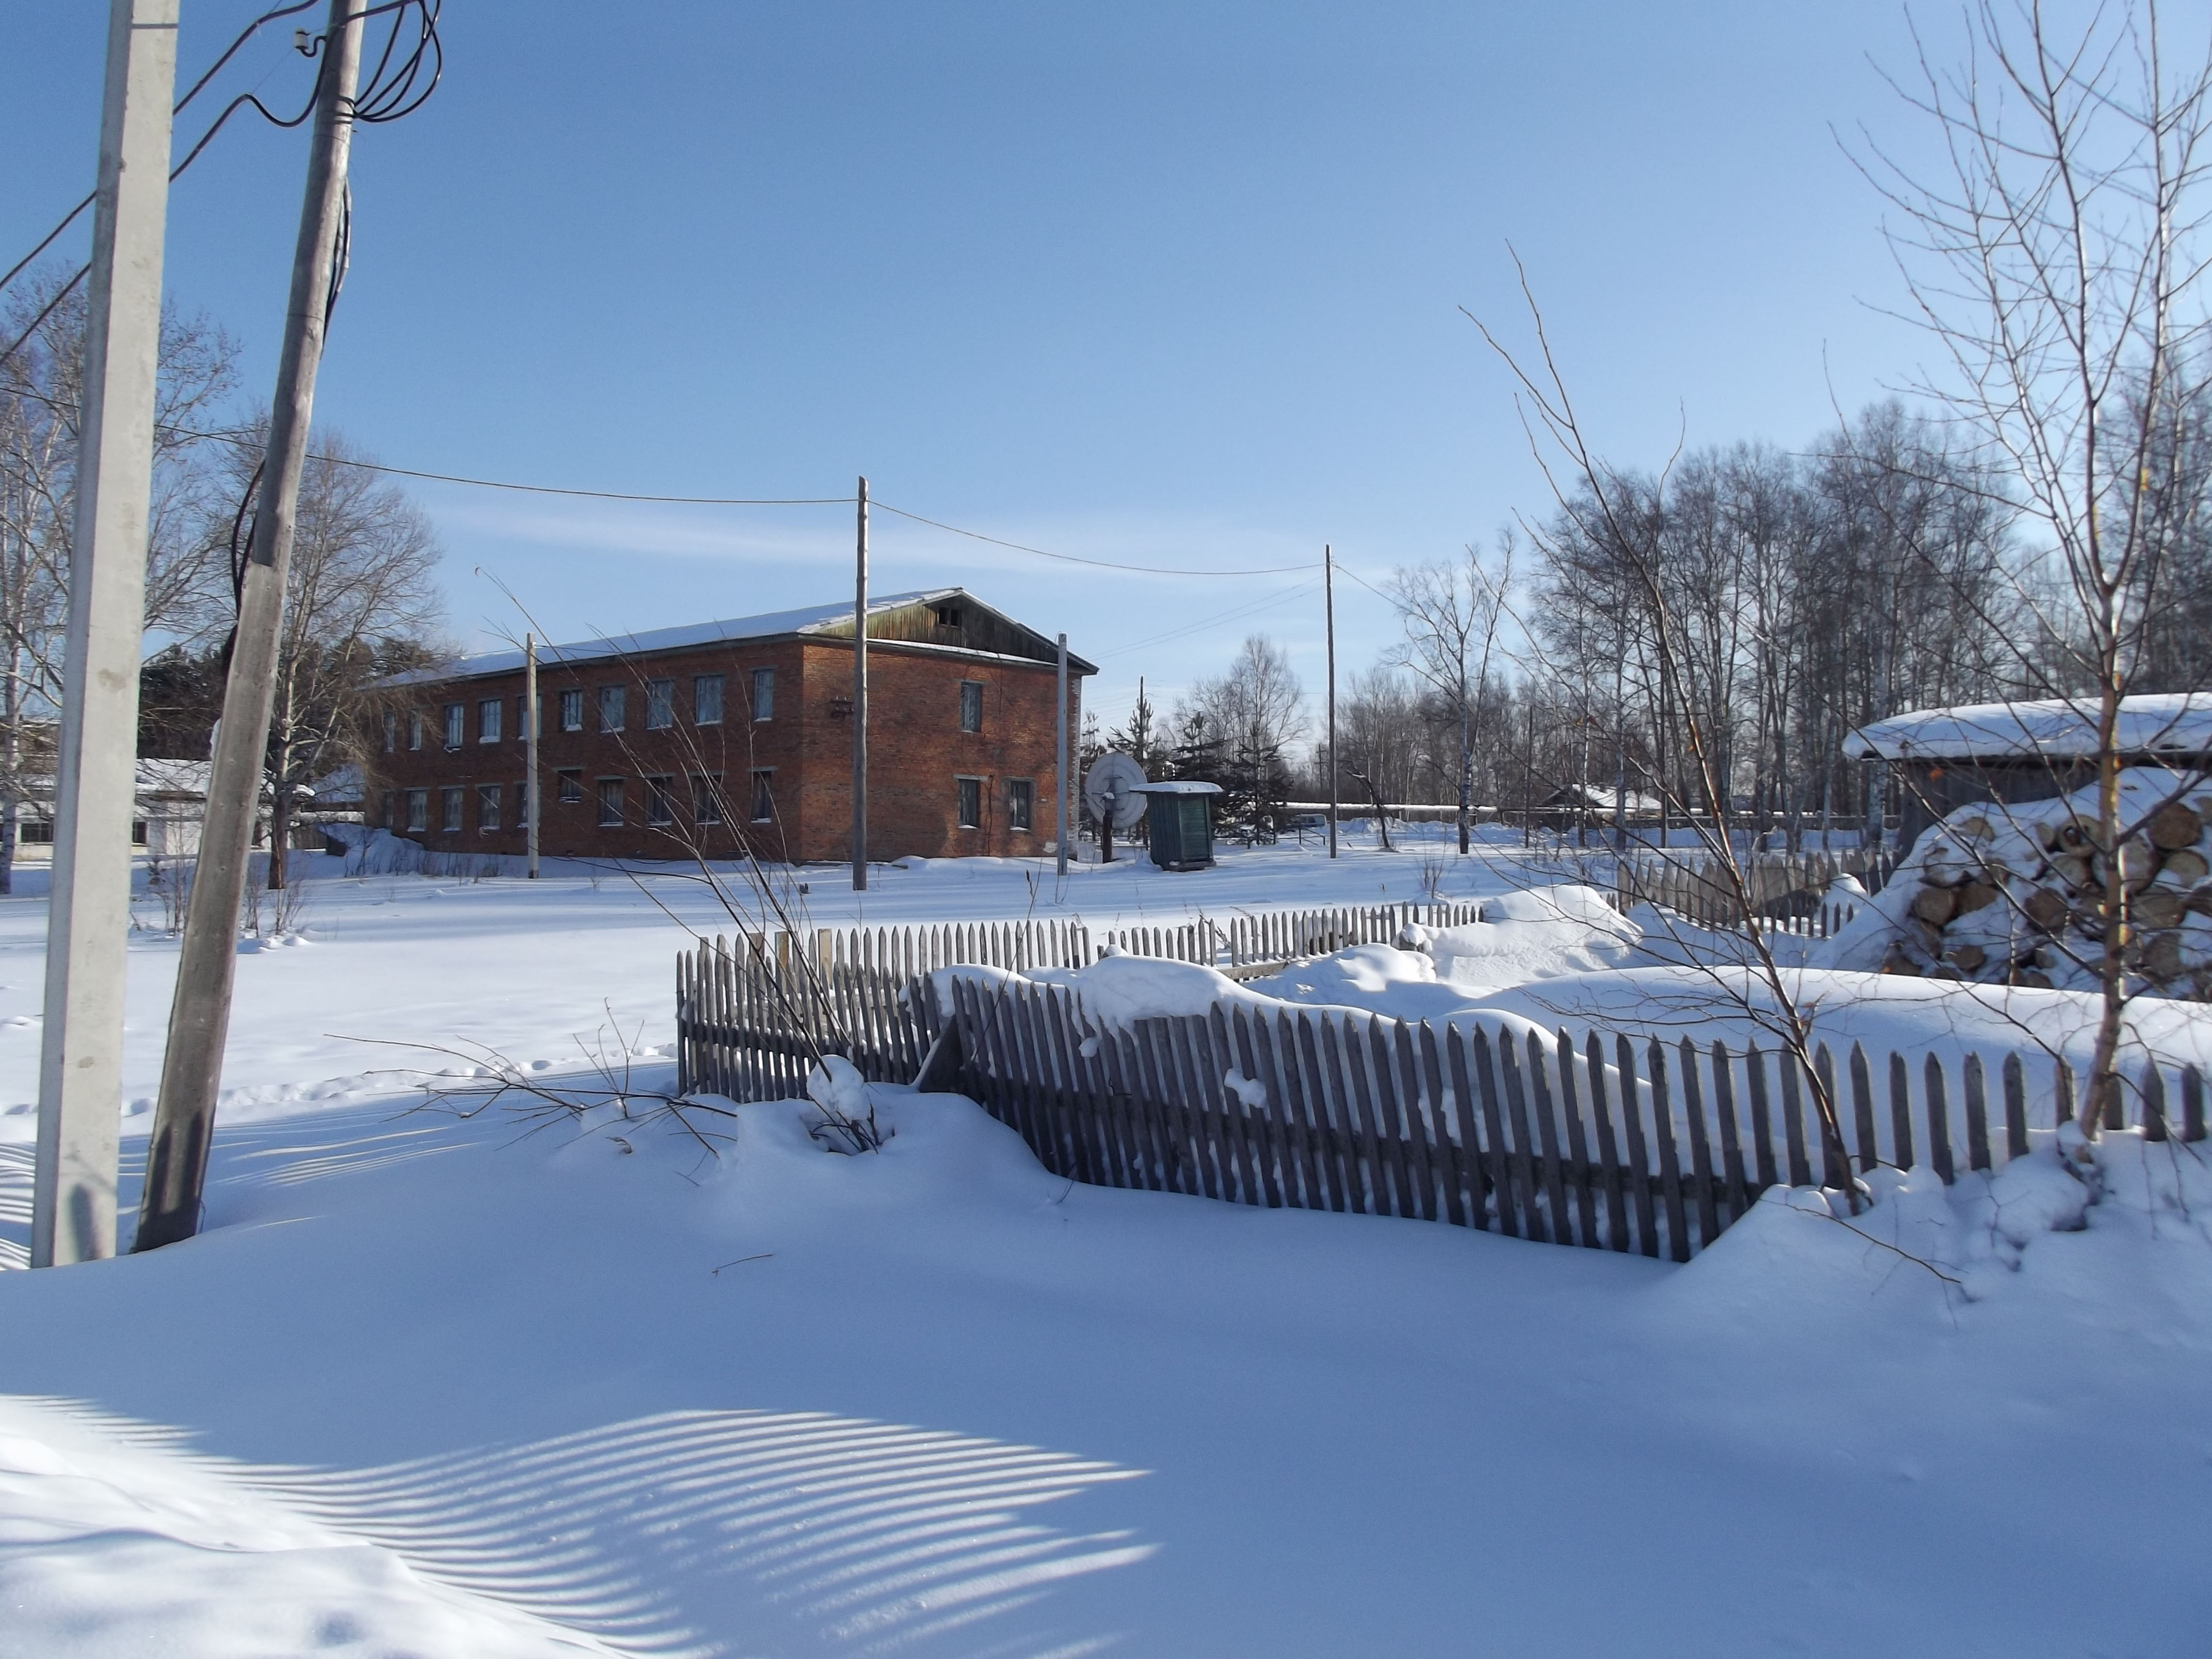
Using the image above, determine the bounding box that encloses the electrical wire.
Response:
[1094,578,1324,658]
[1,2,320,306]
[0,0,442,374]
[869,499,1322,577]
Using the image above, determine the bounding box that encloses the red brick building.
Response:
[366,589,1094,864]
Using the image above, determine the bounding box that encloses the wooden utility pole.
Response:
[136,0,364,1253]
[32,0,179,1268]
[524,633,539,879]
[1325,544,1338,859]
[852,475,868,892]
[1055,633,1069,879]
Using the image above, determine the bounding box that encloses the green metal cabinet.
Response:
[1133,783,1221,871]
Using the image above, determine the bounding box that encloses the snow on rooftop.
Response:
[1130,780,1223,795]
[1842,693,2212,762]
[385,589,964,686]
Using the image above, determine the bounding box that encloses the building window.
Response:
[477,782,502,831]
[597,777,625,826]
[382,711,397,753]
[644,775,674,826]
[694,673,723,726]
[479,697,502,743]
[959,680,983,733]
[932,602,963,629]
[132,819,148,847]
[559,688,584,732]
[407,711,424,751]
[956,776,982,828]
[750,770,774,823]
[1007,778,1034,832]
[517,693,536,738]
[380,789,395,827]
[645,679,674,730]
[556,767,583,804]
[692,773,722,825]
[440,785,464,833]
[598,686,625,733]
[751,667,774,721]
[514,779,530,825]
[405,788,428,832]
[443,704,464,750]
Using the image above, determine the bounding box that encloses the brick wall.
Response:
[365,636,1080,864]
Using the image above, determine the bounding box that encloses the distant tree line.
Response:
[1093,384,2209,850]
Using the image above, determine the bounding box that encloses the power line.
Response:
[1095,579,1324,658]
[0,1,443,374]
[869,500,1322,577]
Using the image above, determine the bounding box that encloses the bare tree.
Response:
[1385,540,1513,854]
[1175,635,1306,842]
[204,427,444,888]
[0,273,240,893]
[1858,0,2212,1130]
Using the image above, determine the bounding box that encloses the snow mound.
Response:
[1401,883,1642,987]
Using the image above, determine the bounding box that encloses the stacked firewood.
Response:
[1881,795,2212,997]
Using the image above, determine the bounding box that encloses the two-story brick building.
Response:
[367,588,1094,864]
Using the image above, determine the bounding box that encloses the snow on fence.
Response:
[675,901,1484,1101]
[1614,847,1896,938]
[674,909,2207,1262]
[923,976,2207,1261]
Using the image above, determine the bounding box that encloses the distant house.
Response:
[1843,693,2212,848]
[367,588,1096,864]
[1534,782,1664,831]
[13,759,246,858]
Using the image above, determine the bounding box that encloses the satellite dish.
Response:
[1084,752,1149,830]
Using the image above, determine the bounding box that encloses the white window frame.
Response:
[479,697,502,743]
[644,679,674,731]
[694,673,724,726]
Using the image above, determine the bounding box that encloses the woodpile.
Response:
[1881,794,2212,998]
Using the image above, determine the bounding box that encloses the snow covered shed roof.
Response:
[1842,694,2212,764]
[1130,780,1223,796]
[379,588,1097,688]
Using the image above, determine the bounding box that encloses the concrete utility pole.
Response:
[1055,633,1069,879]
[852,475,868,892]
[32,0,180,1268]
[524,633,539,879]
[1324,544,1338,860]
[136,0,364,1253]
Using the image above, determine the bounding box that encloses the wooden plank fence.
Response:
[676,900,1485,1099]
[921,974,2206,1260]
[1615,847,1894,938]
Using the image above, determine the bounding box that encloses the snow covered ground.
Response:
[3,836,2210,1655]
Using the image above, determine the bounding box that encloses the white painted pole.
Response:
[32,0,180,1268]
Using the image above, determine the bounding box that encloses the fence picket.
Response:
[1646,1039,1690,1263]
[1923,1054,1955,1183]
[1679,1036,1720,1248]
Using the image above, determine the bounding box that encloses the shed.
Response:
[1843,693,2212,849]
[1131,781,1222,871]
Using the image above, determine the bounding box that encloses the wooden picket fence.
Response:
[1615,847,1895,938]
[675,900,1485,1101]
[922,974,2208,1260]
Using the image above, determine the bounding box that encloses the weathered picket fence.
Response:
[923,974,2208,1260]
[1615,847,1894,938]
[675,900,1486,1101]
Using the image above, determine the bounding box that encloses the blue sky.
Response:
[4,1,1948,735]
